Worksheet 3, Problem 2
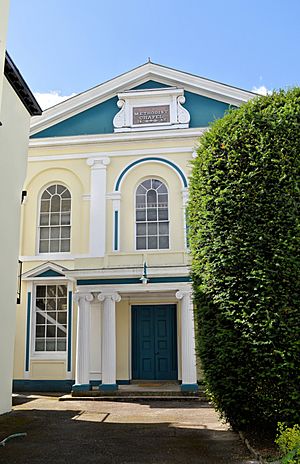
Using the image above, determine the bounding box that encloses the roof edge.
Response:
[4,52,42,116]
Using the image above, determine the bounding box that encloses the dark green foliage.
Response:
[188,89,300,430]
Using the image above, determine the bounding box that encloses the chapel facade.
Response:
[14,62,254,393]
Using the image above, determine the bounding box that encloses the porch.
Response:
[71,280,198,394]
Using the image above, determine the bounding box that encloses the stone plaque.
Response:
[133,105,170,125]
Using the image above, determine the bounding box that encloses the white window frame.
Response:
[36,183,72,256]
[31,280,71,360]
[134,177,170,252]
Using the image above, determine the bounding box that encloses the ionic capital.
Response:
[86,157,110,169]
[175,288,192,301]
[98,291,121,303]
[74,292,94,304]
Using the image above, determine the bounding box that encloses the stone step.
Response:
[60,394,208,402]
[71,389,205,397]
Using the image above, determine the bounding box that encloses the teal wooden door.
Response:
[132,305,177,380]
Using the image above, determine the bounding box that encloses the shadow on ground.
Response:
[0,407,252,464]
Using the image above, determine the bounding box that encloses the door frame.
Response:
[131,303,178,380]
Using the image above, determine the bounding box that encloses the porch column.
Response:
[87,157,110,257]
[73,292,93,391]
[176,288,198,392]
[98,291,121,391]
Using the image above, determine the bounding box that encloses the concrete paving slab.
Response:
[0,394,255,464]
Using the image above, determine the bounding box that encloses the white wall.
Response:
[0,76,31,414]
[0,0,10,105]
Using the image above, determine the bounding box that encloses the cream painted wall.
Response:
[22,145,192,264]
[22,161,89,256]
[109,160,186,254]
[16,137,195,385]
[0,0,9,105]
[14,282,185,383]
[0,77,31,414]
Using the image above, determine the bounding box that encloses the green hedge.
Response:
[188,88,300,430]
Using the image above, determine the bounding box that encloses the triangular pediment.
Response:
[30,62,255,139]
[22,262,69,280]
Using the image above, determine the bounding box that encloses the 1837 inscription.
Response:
[133,105,170,125]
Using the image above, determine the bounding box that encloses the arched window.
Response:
[39,184,71,253]
[135,178,169,250]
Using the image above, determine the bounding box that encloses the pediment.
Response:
[30,62,255,138]
[22,262,69,280]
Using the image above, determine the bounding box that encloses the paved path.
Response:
[0,395,255,464]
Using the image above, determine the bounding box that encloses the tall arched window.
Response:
[39,184,71,253]
[136,178,169,250]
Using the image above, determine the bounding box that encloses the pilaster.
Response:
[107,192,121,252]
[176,288,198,392]
[72,292,93,391]
[87,157,110,257]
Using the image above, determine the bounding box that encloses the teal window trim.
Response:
[114,157,188,191]
[25,292,31,372]
[77,276,191,286]
[67,291,72,372]
[114,210,119,251]
[185,209,190,249]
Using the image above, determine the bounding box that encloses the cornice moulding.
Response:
[28,146,195,163]
[28,128,205,149]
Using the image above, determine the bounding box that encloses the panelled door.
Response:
[132,304,178,380]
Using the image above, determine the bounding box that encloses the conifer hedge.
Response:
[188,88,300,429]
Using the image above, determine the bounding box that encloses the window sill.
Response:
[31,352,67,360]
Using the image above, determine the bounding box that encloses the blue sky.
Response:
[7,0,300,108]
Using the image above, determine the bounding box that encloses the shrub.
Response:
[188,88,300,429]
[276,423,300,463]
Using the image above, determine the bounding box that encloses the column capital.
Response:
[97,291,121,303]
[175,288,192,301]
[86,157,110,169]
[74,292,94,304]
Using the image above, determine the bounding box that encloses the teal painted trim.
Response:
[150,276,191,283]
[184,90,234,128]
[90,380,130,386]
[72,383,91,392]
[67,291,72,372]
[90,380,130,387]
[13,379,74,393]
[114,210,119,251]
[25,292,31,372]
[132,80,171,90]
[31,96,119,138]
[30,84,235,139]
[180,383,198,392]
[36,269,64,278]
[99,384,118,392]
[77,276,191,286]
[90,380,101,387]
[115,157,188,191]
[185,209,190,249]
[78,278,141,285]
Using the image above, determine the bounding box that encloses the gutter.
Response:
[4,52,42,116]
